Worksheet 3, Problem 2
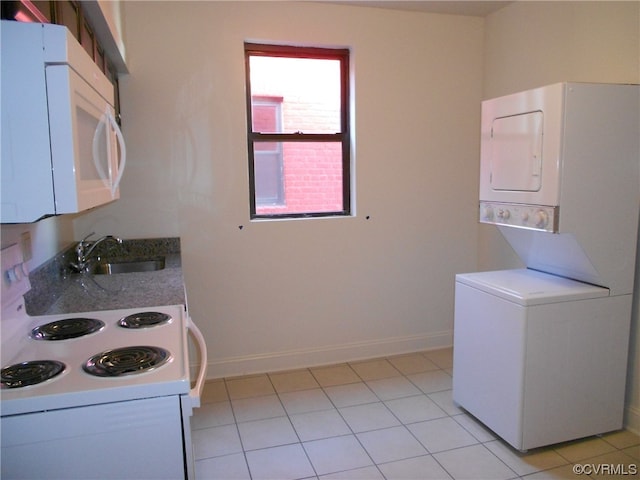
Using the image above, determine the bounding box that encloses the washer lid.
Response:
[455,269,609,306]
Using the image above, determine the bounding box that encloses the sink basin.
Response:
[92,257,165,275]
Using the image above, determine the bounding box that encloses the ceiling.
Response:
[327,1,512,17]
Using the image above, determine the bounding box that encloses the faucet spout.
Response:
[71,234,123,273]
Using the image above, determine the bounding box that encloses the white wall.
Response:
[74,1,483,377]
[482,0,640,433]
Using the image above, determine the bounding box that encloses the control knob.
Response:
[482,205,494,221]
[5,264,24,283]
[497,208,510,220]
[534,210,549,228]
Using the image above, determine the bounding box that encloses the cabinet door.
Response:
[55,0,80,41]
[105,61,122,126]
[80,16,95,60]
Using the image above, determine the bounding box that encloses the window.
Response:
[245,43,351,219]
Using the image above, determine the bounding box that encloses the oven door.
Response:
[45,64,126,214]
[2,396,186,480]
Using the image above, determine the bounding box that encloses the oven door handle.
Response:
[187,315,208,408]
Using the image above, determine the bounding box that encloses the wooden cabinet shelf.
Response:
[2,0,122,124]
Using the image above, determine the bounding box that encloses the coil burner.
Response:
[31,318,105,341]
[83,346,171,377]
[118,312,172,329]
[1,360,66,388]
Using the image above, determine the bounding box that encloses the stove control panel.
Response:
[479,201,558,233]
[1,243,31,314]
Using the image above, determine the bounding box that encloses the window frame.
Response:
[244,42,351,219]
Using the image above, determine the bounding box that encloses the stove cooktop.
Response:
[0,304,190,416]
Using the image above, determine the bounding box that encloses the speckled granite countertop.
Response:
[25,238,185,316]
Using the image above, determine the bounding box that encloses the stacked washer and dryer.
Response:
[452,83,639,451]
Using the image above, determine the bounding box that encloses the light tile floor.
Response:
[192,348,640,479]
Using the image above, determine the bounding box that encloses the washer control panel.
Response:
[479,201,558,233]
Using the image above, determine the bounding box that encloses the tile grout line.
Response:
[305,363,386,479]
[195,350,639,480]
[266,368,322,480]
[204,355,475,478]
[360,357,476,480]
[222,376,255,480]
[309,357,452,479]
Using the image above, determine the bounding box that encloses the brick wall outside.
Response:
[251,57,343,215]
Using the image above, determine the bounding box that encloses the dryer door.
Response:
[490,111,543,192]
[479,83,564,207]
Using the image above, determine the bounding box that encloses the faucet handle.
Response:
[75,232,96,264]
[80,232,96,243]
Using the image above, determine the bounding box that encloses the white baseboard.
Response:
[625,404,640,436]
[198,330,452,380]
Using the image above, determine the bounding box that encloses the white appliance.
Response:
[1,20,126,223]
[0,244,207,479]
[453,82,639,451]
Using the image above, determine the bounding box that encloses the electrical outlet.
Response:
[20,231,32,262]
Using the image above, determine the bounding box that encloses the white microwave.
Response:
[1,20,126,223]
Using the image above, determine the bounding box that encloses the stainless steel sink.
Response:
[92,257,165,275]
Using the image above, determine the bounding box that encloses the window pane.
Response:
[252,97,282,134]
[255,142,283,206]
[249,56,341,134]
[254,142,343,216]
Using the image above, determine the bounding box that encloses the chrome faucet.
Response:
[71,233,123,273]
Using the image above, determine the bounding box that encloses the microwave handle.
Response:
[186,315,208,409]
[107,109,127,198]
[92,111,110,187]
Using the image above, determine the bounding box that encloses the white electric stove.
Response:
[1,243,207,479]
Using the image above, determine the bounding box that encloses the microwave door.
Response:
[45,65,119,213]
